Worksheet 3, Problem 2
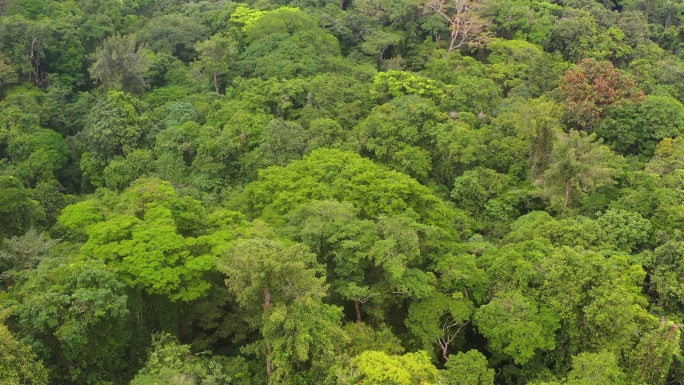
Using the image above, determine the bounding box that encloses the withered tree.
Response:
[425,0,491,51]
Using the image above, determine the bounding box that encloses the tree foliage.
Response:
[557,58,645,131]
[89,34,152,93]
[1,0,684,383]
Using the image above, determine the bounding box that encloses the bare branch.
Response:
[424,0,491,51]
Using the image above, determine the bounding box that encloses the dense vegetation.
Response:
[1,0,684,383]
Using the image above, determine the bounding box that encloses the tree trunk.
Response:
[355,301,362,323]
[266,344,273,382]
[264,289,273,382]
[213,72,219,94]
[263,289,271,311]
[562,179,571,218]
[448,33,456,52]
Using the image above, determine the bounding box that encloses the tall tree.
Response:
[284,200,377,322]
[541,130,617,217]
[192,34,237,94]
[556,58,645,131]
[218,237,342,383]
[424,0,491,51]
[89,34,151,93]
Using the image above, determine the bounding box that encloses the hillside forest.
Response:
[2,0,684,383]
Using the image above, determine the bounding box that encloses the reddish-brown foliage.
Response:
[557,58,645,130]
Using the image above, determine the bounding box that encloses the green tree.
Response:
[647,238,684,314]
[0,176,44,237]
[596,95,684,157]
[451,167,514,218]
[243,148,468,241]
[7,128,69,185]
[284,200,377,322]
[441,349,494,385]
[238,7,343,79]
[488,97,563,179]
[369,71,445,104]
[78,91,152,187]
[596,209,652,252]
[192,34,237,94]
[81,90,151,160]
[130,333,251,385]
[341,350,439,385]
[102,148,154,190]
[548,8,630,63]
[481,1,561,46]
[406,292,473,361]
[136,14,208,61]
[540,248,646,357]
[247,118,309,171]
[566,351,626,385]
[6,259,131,384]
[89,33,152,93]
[484,39,567,97]
[541,130,618,217]
[359,30,403,66]
[0,15,47,83]
[59,178,222,301]
[368,211,435,299]
[474,290,559,365]
[0,52,18,91]
[218,237,343,383]
[0,315,49,385]
[625,320,682,385]
[354,95,442,180]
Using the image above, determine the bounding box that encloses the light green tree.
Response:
[341,350,439,385]
[192,34,237,94]
[541,130,617,217]
[566,351,626,385]
[0,314,49,385]
[59,178,222,301]
[89,33,151,92]
[646,137,684,176]
[441,349,494,385]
